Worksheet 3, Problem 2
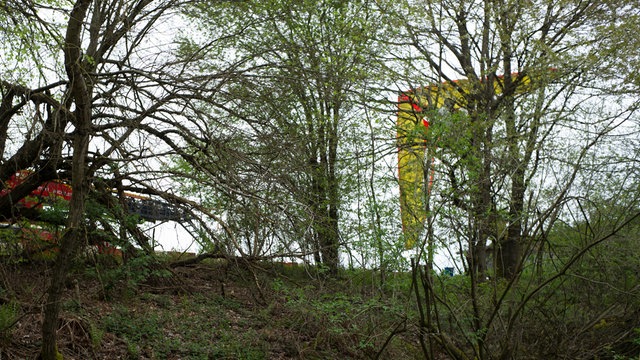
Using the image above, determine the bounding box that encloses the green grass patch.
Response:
[100,292,270,359]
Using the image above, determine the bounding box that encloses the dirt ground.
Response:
[0,256,421,360]
[0,260,295,359]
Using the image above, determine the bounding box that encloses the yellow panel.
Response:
[398,73,532,249]
[397,98,427,248]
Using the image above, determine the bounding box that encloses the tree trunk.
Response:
[497,168,525,279]
[40,0,92,358]
[320,108,341,276]
[496,41,524,280]
[468,105,493,282]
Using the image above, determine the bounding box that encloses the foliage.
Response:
[266,268,417,358]
[177,0,394,273]
[1,0,640,359]
[0,301,19,343]
[90,262,421,359]
[0,227,22,260]
[101,289,268,358]
[88,253,171,300]
[404,197,640,359]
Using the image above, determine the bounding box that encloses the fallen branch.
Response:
[168,253,270,268]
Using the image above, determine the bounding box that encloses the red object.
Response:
[1,170,72,209]
[2,170,124,259]
[19,227,59,258]
[96,242,123,258]
[399,93,423,112]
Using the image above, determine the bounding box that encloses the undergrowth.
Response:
[91,260,420,359]
[3,253,639,359]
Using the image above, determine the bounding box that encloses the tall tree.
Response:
[386,0,623,280]
[380,0,640,358]
[182,0,386,274]
[0,1,243,358]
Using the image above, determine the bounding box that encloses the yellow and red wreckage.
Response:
[0,170,183,259]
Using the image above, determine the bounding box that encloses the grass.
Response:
[0,258,414,359]
[99,290,271,359]
[0,301,19,344]
[4,252,640,359]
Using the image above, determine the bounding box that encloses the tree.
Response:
[180,0,387,275]
[0,1,247,358]
[385,0,629,280]
[380,0,640,358]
